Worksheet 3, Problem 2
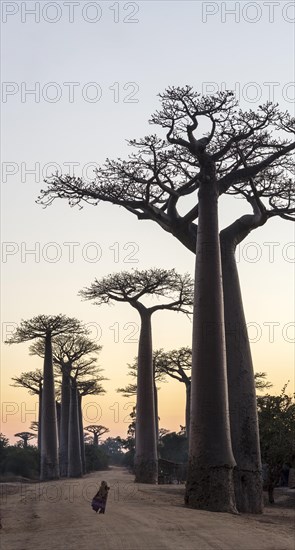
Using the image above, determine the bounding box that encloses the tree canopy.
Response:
[11,370,43,395]
[14,432,36,446]
[80,268,193,315]
[38,88,294,254]
[155,347,192,384]
[6,315,86,343]
[29,334,106,389]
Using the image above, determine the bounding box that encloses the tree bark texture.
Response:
[59,371,71,477]
[135,310,158,483]
[40,333,59,480]
[56,401,61,445]
[68,380,82,478]
[221,236,263,513]
[185,382,191,440]
[78,394,86,474]
[185,176,236,512]
[37,390,42,452]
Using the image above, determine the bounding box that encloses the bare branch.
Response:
[79,268,193,315]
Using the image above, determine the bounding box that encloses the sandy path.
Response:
[1,467,294,550]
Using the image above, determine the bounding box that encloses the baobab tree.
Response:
[67,376,82,477]
[56,400,61,444]
[156,348,192,439]
[14,432,36,448]
[65,343,106,476]
[6,315,85,480]
[11,370,43,451]
[119,354,266,442]
[80,268,193,483]
[85,425,110,446]
[118,349,192,439]
[38,88,294,511]
[150,88,294,512]
[76,378,106,473]
[117,350,167,442]
[30,334,105,477]
[10,369,60,452]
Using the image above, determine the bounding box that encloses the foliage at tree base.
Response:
[258,388,295,504]
[158,459,187,484]
[159,431,188,464]
[100,437,125,465]
[0,445,40,480]
[121,450,135,471]
[85,444,109,472]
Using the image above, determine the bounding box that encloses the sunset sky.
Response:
[1,1,294,443]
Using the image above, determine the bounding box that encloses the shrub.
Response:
[85,444,109,472]
[0,445,40,479]
[159,432,188,463]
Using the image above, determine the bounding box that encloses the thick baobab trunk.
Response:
[153,360,159,442]
[135,309,158,483]
[37,389,42,451]
[59,371,71,476]
[40,333,59,480]
[221,236,263,513]
[68,380,82,477]
[185,382,191,440]
[56,401,61,444]
[23,437,28,448]
[93,433,98,446]
[185,176,236,512]
[78,394,86,474]
[154,383,159,442]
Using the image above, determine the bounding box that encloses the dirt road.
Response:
[1,467,294,550]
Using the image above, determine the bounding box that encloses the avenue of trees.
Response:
[5,269,193,485]
[38,87,294,513]
[80,268,193,483]
[2,362,294,506]
[6,316,106,480]
[5,88,294,513]
[0,432,110,478]
[29,334,106,476]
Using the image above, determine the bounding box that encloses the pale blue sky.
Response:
[1,1,294,440]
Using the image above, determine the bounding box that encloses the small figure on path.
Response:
[91,481,110,514]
